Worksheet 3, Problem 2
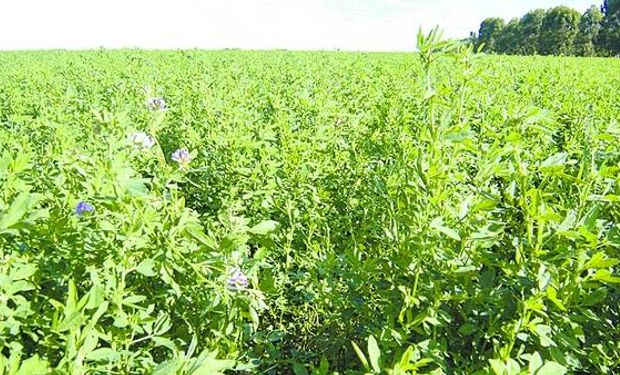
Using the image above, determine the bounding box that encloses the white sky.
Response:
[0,0,600,51]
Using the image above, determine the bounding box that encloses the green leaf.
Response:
[351,341,369,371]
[136,259,157,277]
[126,179,148,197]
[534,324,555,347]
[398,346,415,369]
[0,193,35,230]
[591,269,620,283]
[153,358,183,375]
[557,210,576,232]
[584,252,620,269]
[581,288,607,306]
[234,362,260,371]
[540,152,568,170]
[489,358,505,375]
[122,295,146,305]
[191,360,236,375]
[536,361,567,375]
[186,334,198,359]
[249,220,280,235]
[9,263,37,281]
[545,287,567,312]
[186,224,217,250]
[458,323,478,335]
[292,363,308,375]
[580,204,601,232]
[86,285,105,309]
[15,355,48,375]
[57,312,84,332]
[411,358,433,371]
[527,352,543,374]
[81,333,99,355]
[152,337,177,351]
[66,279,78,313]
[319,356,329,374]
[113,312,129,328]
[430,217,461,241]
[6,280,35,295]
[153,313,173,335]
[249,306,259,328]
[188,351,235,375]
[505,359,520,375]
[85,348,121,362]
[367,335,381,373]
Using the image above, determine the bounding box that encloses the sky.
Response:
[0,0,600,51]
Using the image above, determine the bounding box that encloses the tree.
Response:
[603,0,620,15]
[477,18,505,53]
[599,0,620,55]
[538,6,582,55]
[575,5,604,56]
[517,9,547,55]
[469,1,618,56]
[496,18,521,54]
[598,14,620,55]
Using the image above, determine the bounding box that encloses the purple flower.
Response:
[146,97,167,111]
[75,201,95,216]
[227,267,249,290]
[171,148,192,167]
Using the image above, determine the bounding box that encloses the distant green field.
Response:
[1,36,620,374]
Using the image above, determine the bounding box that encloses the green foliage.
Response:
[0,30,620,374]
[471,0,620,56]
[598,13,620,55]
[477,18,505,53]
[575,6,605,57]
[604,0,620,16]
[539,6,582,55]
[518,9,547,55]
[494,18,520,55]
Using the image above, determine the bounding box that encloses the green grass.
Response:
[1,33,619,374]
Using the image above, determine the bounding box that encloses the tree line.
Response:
[470,0,620,56]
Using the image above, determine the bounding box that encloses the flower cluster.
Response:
[144,95,194,168]
[171,148,192,168]
[75,201,95,216]
[147,97,167,111]
[227,267,249,290]
[130,131,156,150]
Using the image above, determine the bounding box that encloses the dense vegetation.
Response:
[1,31,620,374]
[471,0,620,56]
